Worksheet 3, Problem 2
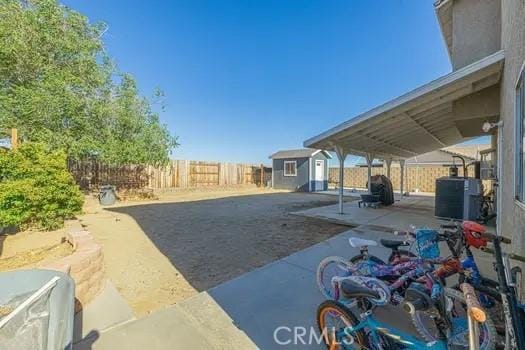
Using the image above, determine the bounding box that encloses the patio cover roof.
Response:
[304,50,505,160]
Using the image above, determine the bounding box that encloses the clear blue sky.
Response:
[63,0,455,166]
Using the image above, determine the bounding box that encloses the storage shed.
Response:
[269,149,331,192]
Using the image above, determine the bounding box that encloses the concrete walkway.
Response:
[74,225,415,350]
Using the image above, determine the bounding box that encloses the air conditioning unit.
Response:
[435,177,482,220]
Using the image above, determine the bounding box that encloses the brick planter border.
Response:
[43,230,105,312]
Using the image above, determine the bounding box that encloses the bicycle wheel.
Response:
[387,249,416,264]
[411,287,497,350]
[317,256,354,300]
[349,254,385,265]
[316,300,369,350]
[451,282,504,336]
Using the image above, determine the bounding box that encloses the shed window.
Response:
[284,161,297,176]
[516,65,525,202]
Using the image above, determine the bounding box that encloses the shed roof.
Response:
[303,51,504,160]
[269,149,332,159]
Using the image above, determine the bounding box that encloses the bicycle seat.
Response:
[348,237,378,248]
[380,239,410,249]
[340,279,380,299]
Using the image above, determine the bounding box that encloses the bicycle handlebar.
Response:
[481,247,525,263]
[460,283,486,323]
[480,232,511,244]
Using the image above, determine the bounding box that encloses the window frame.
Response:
[283,160,297,177]
[516,62,525,202]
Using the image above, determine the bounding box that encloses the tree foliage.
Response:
[0,0,177,165]
[0,143,83,230]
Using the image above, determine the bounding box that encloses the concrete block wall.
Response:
[43,230,106,312]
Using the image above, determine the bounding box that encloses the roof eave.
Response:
[434,0,453,60]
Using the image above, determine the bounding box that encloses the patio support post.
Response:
[385,158,392,179]
[399,159,406,196]
[334,145,347,214]
[365,153,375,193]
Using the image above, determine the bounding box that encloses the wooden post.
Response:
[11,128,17,150]
[260,164,264,187]
[399,159,406,196]
[365,153,375,193]
[334,144,347,215]
[385,158,392,179]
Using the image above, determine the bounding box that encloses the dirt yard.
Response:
[0,227,72,271]
[79,187,351,316]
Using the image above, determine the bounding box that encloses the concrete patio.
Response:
[292,194,442,230]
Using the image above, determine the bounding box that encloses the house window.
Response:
[516,65,525,202]
[284,161,297,176]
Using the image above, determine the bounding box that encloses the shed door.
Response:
[315,160,324,191]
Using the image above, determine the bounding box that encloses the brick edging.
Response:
[43,230,105,312]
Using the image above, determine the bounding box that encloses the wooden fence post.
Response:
[11,128,17,150]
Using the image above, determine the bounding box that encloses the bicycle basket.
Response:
[415,228,440,259]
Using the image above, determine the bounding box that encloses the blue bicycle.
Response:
[316,277,495,349]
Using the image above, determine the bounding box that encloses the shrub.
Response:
[0,143,83,230]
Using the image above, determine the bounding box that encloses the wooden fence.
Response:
[68,159,272,191]
[328,165,474,193]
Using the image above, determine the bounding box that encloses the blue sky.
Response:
[63,0,456,166]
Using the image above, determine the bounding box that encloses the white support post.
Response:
[365,153,375,194]
[334,145,347,215]
[399,159,406,196]
[385,158,392,179]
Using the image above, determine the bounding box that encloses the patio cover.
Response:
[304,50,504,213]
[303,50,504,161]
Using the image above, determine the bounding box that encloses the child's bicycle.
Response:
[476,231,525,349]
[317,277,494,349]
[316,225,498,347]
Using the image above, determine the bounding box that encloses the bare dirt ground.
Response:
[79,187,351,316]
[0,228,72,271]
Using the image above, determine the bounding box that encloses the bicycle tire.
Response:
[388,249,416,263]
[411,287,497,350]
[316,300,369,350]
[349,254,385,264]
[317,256,354,300]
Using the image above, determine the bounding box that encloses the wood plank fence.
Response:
[68,158,271,191]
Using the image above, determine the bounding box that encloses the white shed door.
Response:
[315,160,324,191]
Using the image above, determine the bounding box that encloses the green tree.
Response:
[0,0,177,164]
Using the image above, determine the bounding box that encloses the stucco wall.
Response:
[499,0,525,257]
[451,0,501,69]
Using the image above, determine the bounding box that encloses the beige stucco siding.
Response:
[499,0,525,254]
[452,0,501,69]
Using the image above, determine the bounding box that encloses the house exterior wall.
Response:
[498,0,525,256]
[451,0,501,69]
[272,157,310,191]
